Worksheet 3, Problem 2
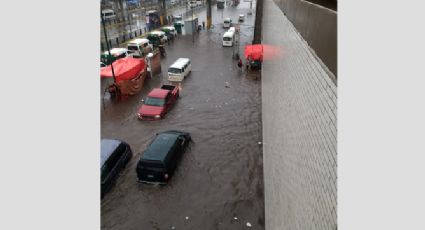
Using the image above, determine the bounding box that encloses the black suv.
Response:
[137,130,191,184]
[101,139,132,198]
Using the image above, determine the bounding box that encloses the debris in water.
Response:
[171,226,175,229]
[233,216,238,220]
[185,216,189,220]
[258,141,262,145]
[246,222,252,227]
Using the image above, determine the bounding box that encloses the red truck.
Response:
[137,85,179,120]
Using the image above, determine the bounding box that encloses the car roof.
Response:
[141,133,180,162]
[101,139,122,167]
[170,58,190,68]
[223,31,234,37]
[104,48,127,55]
[151,31,165,35]
[148,88,169,98]
[128,38,149,45]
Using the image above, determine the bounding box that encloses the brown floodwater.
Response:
[101,3,264,229]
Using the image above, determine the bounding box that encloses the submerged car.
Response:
[136,130,191,184]
[101,139,132,198]
[137,85,180,120]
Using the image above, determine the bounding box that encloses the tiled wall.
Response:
[272,0,337,78]
[261,0,337,229]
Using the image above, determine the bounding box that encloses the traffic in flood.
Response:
[101,1,264,229]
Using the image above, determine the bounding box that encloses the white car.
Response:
[188,1,197,8]
[223,18,232,28]
[162,26,177,37]
[239,14,245,22]
[150,31,168,43]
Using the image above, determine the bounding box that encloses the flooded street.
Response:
[101,2,264,229]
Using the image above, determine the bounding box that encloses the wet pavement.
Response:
[101,2,264,230]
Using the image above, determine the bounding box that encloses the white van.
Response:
[223,18,232,28]
[101,9,116,20]
[127,38,153,58]
[168,58,192,82]
[222,31,235,47]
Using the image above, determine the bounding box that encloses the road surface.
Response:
[101,2,263,229]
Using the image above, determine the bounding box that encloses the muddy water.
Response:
[101,2,263,230]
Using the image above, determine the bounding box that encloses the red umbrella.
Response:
[244,44,263,61]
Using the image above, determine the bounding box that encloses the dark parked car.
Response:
[101,139,132,198]
[137,130,191,184]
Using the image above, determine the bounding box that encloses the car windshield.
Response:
[168,67,182,74]
[127,45,138,51]
[144,97,165,106]
[223,37,232,41]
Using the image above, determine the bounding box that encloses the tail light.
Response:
[164,173,169,180]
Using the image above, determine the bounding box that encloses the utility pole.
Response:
[207,0,212,29]
[126,2,133,38]
[114,0,126,22]
[101,13,116,83]
[160,0,168,25]
[192,6,194,44]
[253,0,263,44]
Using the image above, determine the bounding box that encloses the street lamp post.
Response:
[192,6,194,44]
[101,12,116,84]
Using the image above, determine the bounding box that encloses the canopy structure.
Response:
[244,44,263,61]
[100,57,146,82]
[244,44,283,62]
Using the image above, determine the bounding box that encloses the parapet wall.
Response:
[261,0,337,229]
[273,0,337,77]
